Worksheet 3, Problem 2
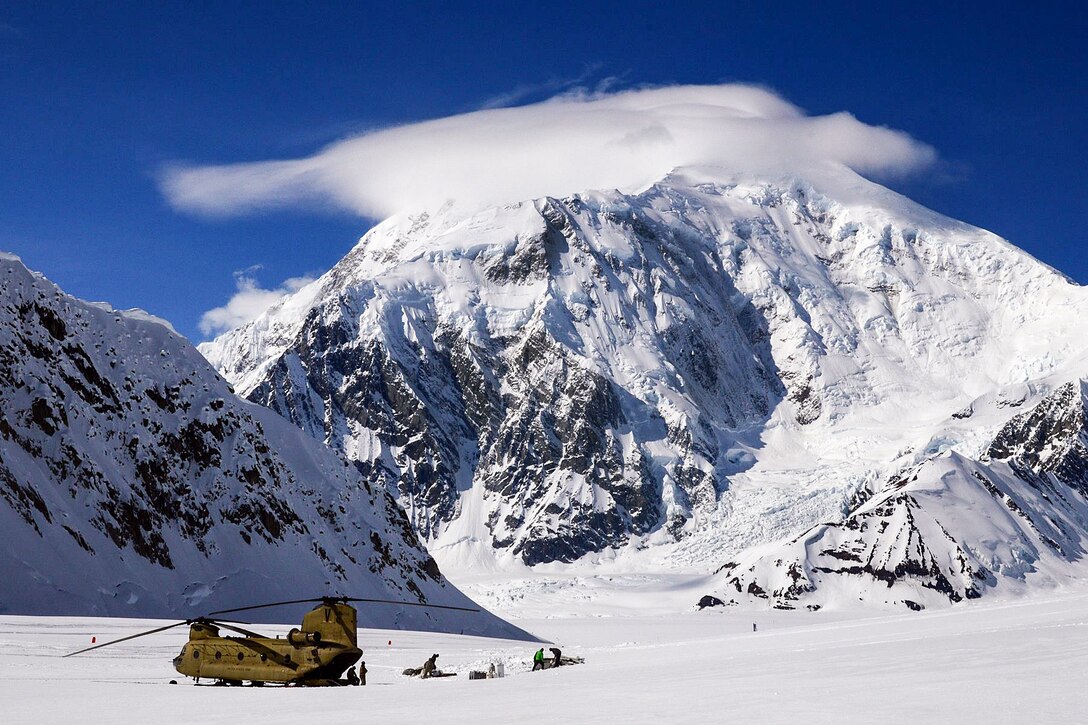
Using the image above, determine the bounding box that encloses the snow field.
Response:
[5,579,1087,724]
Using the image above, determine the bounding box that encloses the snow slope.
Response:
[0,252,527,638]
[200,164,1088,606]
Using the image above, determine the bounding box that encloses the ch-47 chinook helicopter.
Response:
[65,596,478,686]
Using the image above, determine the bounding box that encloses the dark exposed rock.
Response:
[986,381,1088,491]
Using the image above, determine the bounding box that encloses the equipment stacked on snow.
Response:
[542,655,584,669]
[403,653,456,679]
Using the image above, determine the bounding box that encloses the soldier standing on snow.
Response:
[359,660,367,686]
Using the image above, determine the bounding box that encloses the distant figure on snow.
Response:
[359,661,367,686]
[345,665,360,686]
[532,648,545,671]
[550,647,562,668]
[422,653,440,679]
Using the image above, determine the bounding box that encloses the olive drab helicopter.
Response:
[65,596,478,686]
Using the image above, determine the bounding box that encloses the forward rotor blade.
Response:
[206,598,327,616]
[344,597,479,613]
[64,620,189,657]
[209,620,266,638]
[214,617,253,626]
[208,595,479,617]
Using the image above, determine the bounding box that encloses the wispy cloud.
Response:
[199,267,315,337]
[161,83,937,221]
[477,65,607,109]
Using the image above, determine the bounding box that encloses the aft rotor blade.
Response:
[64,620,189,657]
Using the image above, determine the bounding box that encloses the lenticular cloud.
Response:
[160,84,936,219]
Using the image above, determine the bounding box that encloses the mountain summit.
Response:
[201,167,1088,605]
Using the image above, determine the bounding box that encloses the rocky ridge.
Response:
[707,380,1088,610]
[0,252,526,637]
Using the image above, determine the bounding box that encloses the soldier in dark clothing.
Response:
[421,653,439,679]
[359,660,367,686]
[345,665,360,686]
[549,647,562,668]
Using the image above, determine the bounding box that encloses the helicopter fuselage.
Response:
[172,602,362,685]
[66,594,480,685]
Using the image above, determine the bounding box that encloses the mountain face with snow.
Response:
[0,252,527,637]
[706,380,1088,610]
[201,166,1088,605]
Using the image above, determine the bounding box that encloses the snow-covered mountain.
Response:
[0,252,528,637]
[705,379,1088,610]
[200,165,1088,605]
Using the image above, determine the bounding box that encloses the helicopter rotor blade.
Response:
[206,598,331,617]
[63,620,190,657]
[342,597,480,613]
[206,620,266,638]
[208,595,479,617]
[212,617,253,626]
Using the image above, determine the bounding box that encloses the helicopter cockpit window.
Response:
[192,650,199,659]
[215,651,222,660]
[260,654,268,662]
[237,652,244,661]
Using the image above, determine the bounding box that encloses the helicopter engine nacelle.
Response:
[287,628,321,646]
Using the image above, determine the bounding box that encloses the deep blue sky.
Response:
[1,2,1085,341]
